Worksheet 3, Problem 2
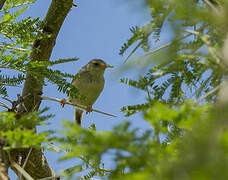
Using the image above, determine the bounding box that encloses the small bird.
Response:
[68,59,113,125]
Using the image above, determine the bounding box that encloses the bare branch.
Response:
[0,66,26,73]
[1,94,30,112]
[40,96,117,118]
[72,2,78,7]
[203,0,220,14]
[123,33,151,64]
[22,148,33,169]
[184,29,199,36]
[146,87,152,102]
[11,161,34,180]
[0,83,20,87]
[142,32,192,58]
[0,101,11,110]
[195,85,221,105]
[137,25,207,61]
[2,97,13,104]
[0,45,28,52]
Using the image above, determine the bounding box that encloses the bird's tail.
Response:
[74,108,83,125]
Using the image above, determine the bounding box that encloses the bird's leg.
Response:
[86,105,92,114]
[60,98,66,108]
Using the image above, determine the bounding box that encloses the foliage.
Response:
[0,0,80,98]
[0,108,53,149]
[1,0,228,180]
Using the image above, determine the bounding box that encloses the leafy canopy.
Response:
[1,0,228,179]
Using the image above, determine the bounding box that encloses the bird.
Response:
[68,59,113,125]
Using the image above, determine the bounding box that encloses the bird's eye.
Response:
[94,62,99,66]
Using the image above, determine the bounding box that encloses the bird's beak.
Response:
[105,64,114,69]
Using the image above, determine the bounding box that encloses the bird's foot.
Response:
[86,105,92,114]
[60,98,66,108]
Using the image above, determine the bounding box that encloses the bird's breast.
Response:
[70,76,105,106]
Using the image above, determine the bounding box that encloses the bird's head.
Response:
[86,59,113,75]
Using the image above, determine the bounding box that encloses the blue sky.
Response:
[1,0,172,178]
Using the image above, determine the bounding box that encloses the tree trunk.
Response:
[9,0,74,179]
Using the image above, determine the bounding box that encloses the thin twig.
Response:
[1,94,30,112]
[48,143,112,173]
[11,161,34,180]
[123,7,174,63]
[203,0,220,14]
[0,83,20,87]
[184,29,199,35]
[141,25,208,59]
[124,33,152,64]
[72,2,78,7]
[40,96,117,117]
[142,32,192,58]
[123,13,195,63]
[146,86,152,102]
[0,101,10,110]
[8,2,34,8]
[47,143,67,153]
[0,45,28,52]
[185,29,226,69]
[2,97,13,104]
[0,65,26,73]
[0,32,13,41]
[22,148,33,169]
[195,84,221,105]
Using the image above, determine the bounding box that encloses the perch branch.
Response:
[40,96,117,117]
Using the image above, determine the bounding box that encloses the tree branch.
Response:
[0,45,28,52]
[195,85,221,105]
[203,0,220,14]
[11,161,34,180]
[41,96,117,117]
[123,33,151,63]
[18,0,74,115]
[0,141,10,180]
[0,101,11,110]
[0,0,6,10]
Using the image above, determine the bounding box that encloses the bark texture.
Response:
[19,0,73,114]
[0,138,9,180]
